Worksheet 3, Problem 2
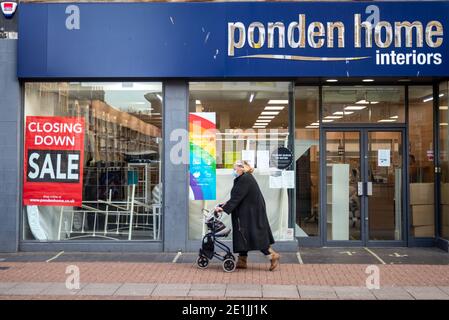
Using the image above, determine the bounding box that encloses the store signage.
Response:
[1,1,17,19]
[189,113,216,200]
[23,117,85,206]
[271,147,293,170]
[17,2,449,78]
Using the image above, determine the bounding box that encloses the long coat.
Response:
[222,172,275,253]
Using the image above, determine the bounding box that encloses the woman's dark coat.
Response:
[222,172,275,253]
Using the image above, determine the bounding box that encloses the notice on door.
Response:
[378,149,391,167]
[23,116,85,206]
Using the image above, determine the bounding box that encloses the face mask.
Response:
[232,169,239,178]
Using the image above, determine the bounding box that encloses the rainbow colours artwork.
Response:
[189,113,216,200]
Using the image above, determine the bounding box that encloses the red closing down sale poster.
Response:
[23,116,85,206]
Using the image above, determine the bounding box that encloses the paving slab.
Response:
[113,283,157,296]
[40,282,87,296]
[225,284,262,298]
[0,282,18,294]
[438,286,449,295]
[188,284,226,297]
[333,286,377,300]
[77,283,122,296]
[403,286,449,300]
[370,287,414,300]
[297,285,338,299]
[152,284,191,297]
[262,284,299,299]
[5,282,52,295]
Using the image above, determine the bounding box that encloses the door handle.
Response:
[357,182,363,196]
[367,182,373,196]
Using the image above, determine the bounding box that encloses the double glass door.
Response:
[324,129,405,246]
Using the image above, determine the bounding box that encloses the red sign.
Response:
[23,116,85,206]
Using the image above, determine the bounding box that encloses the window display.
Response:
[188,82,292,241]
[23,82,163,241]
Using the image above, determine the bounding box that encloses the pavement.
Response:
[0,247,448,300]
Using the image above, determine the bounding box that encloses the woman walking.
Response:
[216,160,280,271]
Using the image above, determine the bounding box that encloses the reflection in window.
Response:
[439,82,449,240]
[188,82,292,241]
[23,82,163,241]
[323,86,405,123]
[409,86,435,238]
[295,87,320,237]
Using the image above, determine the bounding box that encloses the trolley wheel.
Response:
[197,255,209,269]
[224,253,235,261]
[222,258,236,273]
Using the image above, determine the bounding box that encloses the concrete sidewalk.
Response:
[1,282,449,300]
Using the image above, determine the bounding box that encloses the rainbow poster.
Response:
[189,113,216,200]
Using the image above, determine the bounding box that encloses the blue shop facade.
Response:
[0,1,449,252]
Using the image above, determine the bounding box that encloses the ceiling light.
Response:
[322,119,334,123]
[345,105,367,110]
[378,119,396,122]
[253,126,266,129]
[249,94,255,103]
[440,93,445,97]
[390,115,398,119]
[439,106,448,110]
[195,100,201,105]
[310,122,319,126]
[356,99,368,104]
[325,115,343,119]
[258,116,275,119]
[363,79,374,82]
[256,120,271,123]
[261,111,280,115]
[305,126,319,129]
[326,79,338,83]
[268,100,288,104]
[370,101,379,104]
[440,122,448,126]
[423,97,433,103]
[264,106,284,110]
[333,111,354,115]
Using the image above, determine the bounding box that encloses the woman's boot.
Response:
[268,248,280,271]
[236,255,247,269]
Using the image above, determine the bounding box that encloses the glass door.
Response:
[324,129,406,246]
[325,131,363,243]
[366,130,404,243]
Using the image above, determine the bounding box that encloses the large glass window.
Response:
[408,86,435,238]
[188,82,292,241]
[295,87,320,237]
[23,82,163,241]
[323,86,405,123]
[439,82,449,240]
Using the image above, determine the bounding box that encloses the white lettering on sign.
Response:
[227,5,444,66]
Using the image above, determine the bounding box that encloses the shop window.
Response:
[439,82,449,240]
[323,86,405,124]
[188,82,293,241]
[22,82,163,241]
[294,87,320,237]
[408,86,435,238]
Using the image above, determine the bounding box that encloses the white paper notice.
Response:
[256,150,270,170]
[269,172,283,188]
[241,150,255,168]
[378,149,391,167]
[269,170,295,189]
[282,170,295,188]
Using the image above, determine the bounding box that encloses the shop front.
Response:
[2,1,448,252]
